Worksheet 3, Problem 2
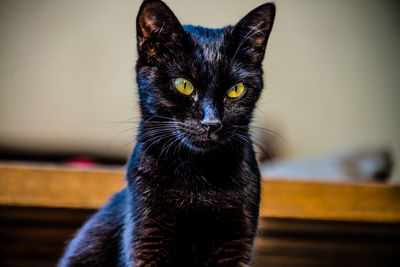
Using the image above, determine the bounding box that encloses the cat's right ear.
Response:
[136,0,185,63]
[231,3,275,64]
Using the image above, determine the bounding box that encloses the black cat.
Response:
[59,0,275,266]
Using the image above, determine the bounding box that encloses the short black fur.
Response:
[59,1,275,266]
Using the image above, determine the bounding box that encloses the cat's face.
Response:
[136,0,275,153]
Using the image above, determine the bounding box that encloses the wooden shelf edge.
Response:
[1,164,399,223]
[260,179,400,223]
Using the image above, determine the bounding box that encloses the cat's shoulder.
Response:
[58,189,128,266]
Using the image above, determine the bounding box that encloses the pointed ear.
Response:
[231,3,275,64]
[136,0,184,63]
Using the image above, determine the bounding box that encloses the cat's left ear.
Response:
[136,0,185,63]
[231,3,275,64]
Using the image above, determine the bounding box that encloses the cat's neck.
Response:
[126,138,250,186]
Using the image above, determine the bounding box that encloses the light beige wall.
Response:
[0,0,399,180]
[262,0,400,181]
[0,0,139,156]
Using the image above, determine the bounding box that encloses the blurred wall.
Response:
[0,0,399,180]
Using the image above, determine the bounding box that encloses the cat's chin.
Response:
[184,142,220,154]
[181,137,222,154]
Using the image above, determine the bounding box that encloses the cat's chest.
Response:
[133,156,255,214]
[153,184,247,233]
[153,181,243,210]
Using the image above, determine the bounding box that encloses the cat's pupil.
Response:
[184,81,187,89]
[234,86,238,92]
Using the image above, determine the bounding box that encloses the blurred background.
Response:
[0,0,399,181]
[1,1,400,266]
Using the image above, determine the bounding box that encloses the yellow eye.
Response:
[173,78,194,95]
[227,82,245,98]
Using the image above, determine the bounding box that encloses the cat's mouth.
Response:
[181,137,220,153]
[175,124,222,152]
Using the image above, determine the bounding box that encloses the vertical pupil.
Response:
[234,86,238,92]
[184,81,187,89]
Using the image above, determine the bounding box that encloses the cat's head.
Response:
[135,0,275,153]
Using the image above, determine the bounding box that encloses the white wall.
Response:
[0,0,399,180]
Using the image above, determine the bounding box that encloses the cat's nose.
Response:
[201,119,222,134]
[200,99,222,134]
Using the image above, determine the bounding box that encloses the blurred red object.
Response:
[65,157,97,168]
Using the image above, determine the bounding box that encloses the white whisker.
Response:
[232,21,267,60]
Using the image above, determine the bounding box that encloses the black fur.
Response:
[59,1,275,266]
